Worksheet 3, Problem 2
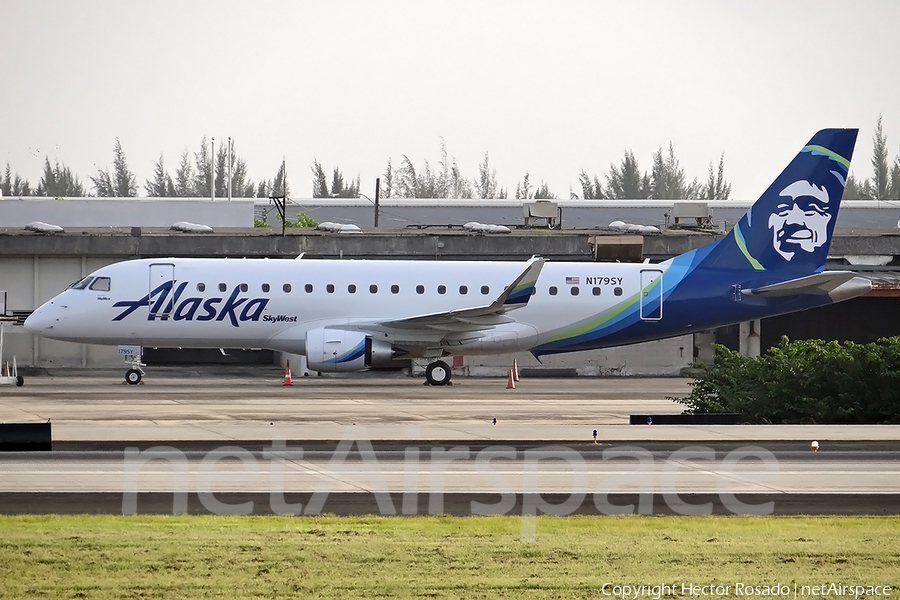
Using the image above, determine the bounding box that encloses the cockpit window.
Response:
[69,277,93,290]
[89,277,111,292]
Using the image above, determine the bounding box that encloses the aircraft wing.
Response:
[743,271,871,300]
[351,256,544,335]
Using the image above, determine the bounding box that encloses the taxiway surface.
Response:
[1,374,898,515]
[3,374,899,442]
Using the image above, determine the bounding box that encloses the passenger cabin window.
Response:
[218,283,227,292]
[90,277,111,292]
[391,284,399,294]
[70,277,93,290]
[369,284,378,294]
[481,285,490,295]
[416,285,425,294]
[262,283,270,293]
[592,287,601,296]
[571,287,580,296]
[305,284,313,293]
[348,284,357,294]
[459,285,468,295]
[438,285,446,295]
[197,283,206,292]
[283,284,292,293]
[240,283,248,293]
[549,286,558,296]
[326,284,335,293]
[614,287,623,296]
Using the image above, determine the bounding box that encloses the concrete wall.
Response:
[0,229,596,261]
[454,335,694,377]
[0,198,254,228]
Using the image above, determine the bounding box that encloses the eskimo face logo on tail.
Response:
[112,281,269,327]
[768,180,832,261]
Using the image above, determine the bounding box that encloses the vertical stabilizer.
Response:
[699,128,858,273]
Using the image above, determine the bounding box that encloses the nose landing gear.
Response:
[125,368,143,385]
[120,346,145,385]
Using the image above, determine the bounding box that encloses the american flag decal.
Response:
[566,276,579,285]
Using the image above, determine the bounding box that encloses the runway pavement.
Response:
[1,373,898,515]
[1,442,898,515]
[3,373,900,441]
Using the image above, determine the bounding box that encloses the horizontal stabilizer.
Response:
[744,271,871,301]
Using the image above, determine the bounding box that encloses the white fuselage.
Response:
[25,257,665,357]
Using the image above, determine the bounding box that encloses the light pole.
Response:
[359,178,381,228]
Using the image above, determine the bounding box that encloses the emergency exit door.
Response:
[639,269,663,321]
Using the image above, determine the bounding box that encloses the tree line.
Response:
[3,118,898,200]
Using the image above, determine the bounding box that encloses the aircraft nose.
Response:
[24,303,60,334]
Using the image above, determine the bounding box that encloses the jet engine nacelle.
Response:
[305,328,401,372]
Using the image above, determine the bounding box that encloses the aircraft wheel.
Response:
[425,360,452,386]
[125,369,143,385]
[15,375,24,387]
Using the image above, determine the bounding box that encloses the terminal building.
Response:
[2,197,899,377]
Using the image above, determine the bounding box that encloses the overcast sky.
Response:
[2,0,898,200]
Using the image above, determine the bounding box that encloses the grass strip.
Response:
[0,515,898,599]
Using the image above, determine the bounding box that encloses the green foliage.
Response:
[387,140,474,199]
[606,150,650,199]
[650,142,700,199]
[675,336,900,423]
[257,161,291,199]
[2,162,33,196]
[92,138,137,197]
[515,172,533,199]
[174,150,194,197]
[533,181,556,199]
[192,136,213,197]
[283,212,318,227]
[213,141,255,198]
[145,154,176,197]
[311,159,329,197]
[578,170,604,199]
[36,157,85,196]
[846,116,900,200]
[869,115,892,199]
[514,173,555,200]
[253,217,270,228]
[475,151,507,199]
[701,153,731,200]
[843,173,866,199]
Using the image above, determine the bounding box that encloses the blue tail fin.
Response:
[699,128,858,273]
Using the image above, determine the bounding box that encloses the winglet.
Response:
[497,256,544,308]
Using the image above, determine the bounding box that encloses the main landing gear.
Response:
[425,360,452,386]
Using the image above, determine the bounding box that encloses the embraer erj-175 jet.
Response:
[25,129,871,385]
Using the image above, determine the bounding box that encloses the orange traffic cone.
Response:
[506,369,516,389]
[512,359,520,382]
[283,360,293,386]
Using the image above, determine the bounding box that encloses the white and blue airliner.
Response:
[25,129,871,385]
